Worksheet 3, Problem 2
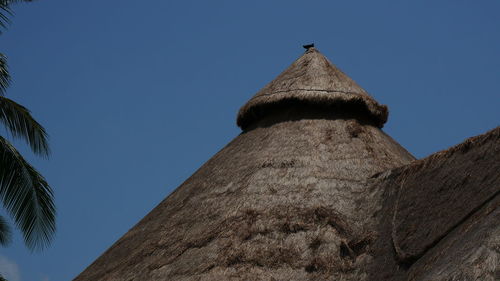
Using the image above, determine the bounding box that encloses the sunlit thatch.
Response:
[75,48,499,281]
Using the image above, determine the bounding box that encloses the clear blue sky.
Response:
[0,1,498,280]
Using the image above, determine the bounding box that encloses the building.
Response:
[75,47,499,281]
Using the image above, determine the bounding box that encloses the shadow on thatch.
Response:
[368,126,500,281]
[241,100,381,133]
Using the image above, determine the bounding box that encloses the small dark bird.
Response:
[303,43,315,50]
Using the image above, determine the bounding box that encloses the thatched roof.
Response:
[368,126,500,280]
[237,47,388,130]
[75,107,415,280]
[75,48,415,281]
[74,46,499,280]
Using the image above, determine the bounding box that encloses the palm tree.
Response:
[0,0,56,254]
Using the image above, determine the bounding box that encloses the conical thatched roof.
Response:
[76,47,499,280]
[237,47,388,130]
[75,47,415,280]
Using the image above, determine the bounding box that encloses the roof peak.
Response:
[237,47,388,130]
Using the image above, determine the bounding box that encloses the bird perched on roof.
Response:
[303,43,315,50]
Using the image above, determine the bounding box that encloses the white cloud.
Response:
[0,255,21,281]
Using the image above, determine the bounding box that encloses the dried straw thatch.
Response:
[74,47,499,281]
[75,48,415,280]
[237,47,388,130]
[368,126,500,281]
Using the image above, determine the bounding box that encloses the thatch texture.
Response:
[75,46,498,280]
[237,47,388,130]
[368,126,500,281]
[75,103,414,280]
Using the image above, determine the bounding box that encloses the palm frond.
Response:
[0,0,34,34]
[0,96,50,157]
[0,136,55,251]
[0,2,13,34]
[0,53,10,96]
[0,215,11,245]
[0,0,34,4]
